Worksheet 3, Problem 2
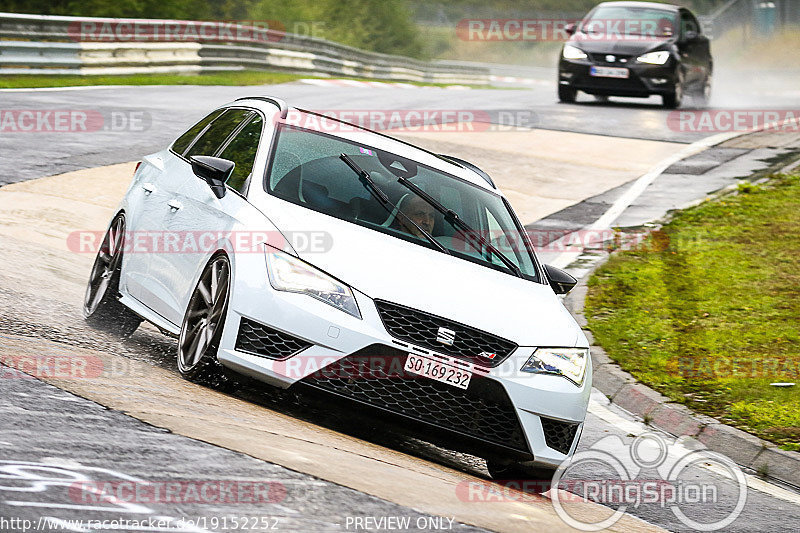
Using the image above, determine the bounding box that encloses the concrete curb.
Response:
[565,260,800,489]
[562,157,800,490]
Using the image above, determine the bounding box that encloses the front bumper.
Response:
[559,56,677,97]
[215,251,591,467]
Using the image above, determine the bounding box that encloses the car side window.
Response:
[217,114,264,195]
[185,109,251,160]
[681,11,700,37]
[171,109,223,156]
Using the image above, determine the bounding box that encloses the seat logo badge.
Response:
[606,54,616,62]
[436,327,456,346]
[480,351,497,360]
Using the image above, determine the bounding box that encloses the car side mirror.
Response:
[565,22,577,36]
[189,155,233,199]
[543,264,577,295]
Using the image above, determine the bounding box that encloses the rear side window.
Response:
[217,114,264,195]
[681,11,700,36]
[171,110,223,156]
[186,109,251,159]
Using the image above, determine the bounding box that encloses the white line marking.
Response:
[548,118,800,270]
[588,392,800,506]
[586,131,739,232]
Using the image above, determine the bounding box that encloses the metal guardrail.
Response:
[0,12,490,84]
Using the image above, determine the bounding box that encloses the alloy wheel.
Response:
[178,256,230,372]
[84,215,124,316]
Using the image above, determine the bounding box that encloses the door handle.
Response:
[141,183,155,195]
[167,199,183,212]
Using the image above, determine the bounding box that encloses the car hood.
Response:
[261,201,583,348]
[569,36,673,56]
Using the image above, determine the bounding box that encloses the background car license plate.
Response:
[590,66,629,78]
[404,353,472,390]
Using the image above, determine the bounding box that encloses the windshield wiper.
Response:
[396,177,524,278]
[339,154,450,255]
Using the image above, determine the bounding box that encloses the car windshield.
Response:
[581,6,678,37]
[265,124,539,280]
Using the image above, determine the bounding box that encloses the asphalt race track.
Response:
[1,78,800,532]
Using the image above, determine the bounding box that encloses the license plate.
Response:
[590,66,629,78]
[404,353,472,390]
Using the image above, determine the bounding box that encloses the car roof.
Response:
[594,1,681,11]
[231,97,500,193]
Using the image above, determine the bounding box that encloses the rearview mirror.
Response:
[543,264,577,295]
[189,156,234,199]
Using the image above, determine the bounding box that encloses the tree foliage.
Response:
[0,0,730,59]
[0,0,426,58]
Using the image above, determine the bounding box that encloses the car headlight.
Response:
[562,45,588,60]
[521,347,588,386]
[636,51,670,65]
[265,250,361,319]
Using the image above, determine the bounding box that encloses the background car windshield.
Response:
[582,6,678,36]
[266,125,538,280]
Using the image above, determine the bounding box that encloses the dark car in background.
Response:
[557,1,712,108]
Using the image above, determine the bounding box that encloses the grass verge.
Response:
[0,71,490,90]
[0,71,309,89]
[586,172,800,451]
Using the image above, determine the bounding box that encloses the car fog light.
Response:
[650,78,669,85]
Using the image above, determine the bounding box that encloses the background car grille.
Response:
[235,317,312,360]
[374,300,517,368]
[540,417,580,455]
[299,348,529,454]
[588,52,633,64]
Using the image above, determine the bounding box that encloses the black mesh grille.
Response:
[374,300,517,368]
[541,417,579,455]
[588,53,633,64]
[299,348,529,454]
[235,317,311,360]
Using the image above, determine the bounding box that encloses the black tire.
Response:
[177,254,237,391]
[83,214,142,337]
[486,459,558,492]
[662,72,684,109]
[558,85,577,103]
[694,74,712,107]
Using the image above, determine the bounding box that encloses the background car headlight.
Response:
[636,51,670,65]
[266,250,361,319]
[521,347,588,385]
[562,45,588,60]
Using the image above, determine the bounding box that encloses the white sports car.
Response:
[83,96,591,480]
